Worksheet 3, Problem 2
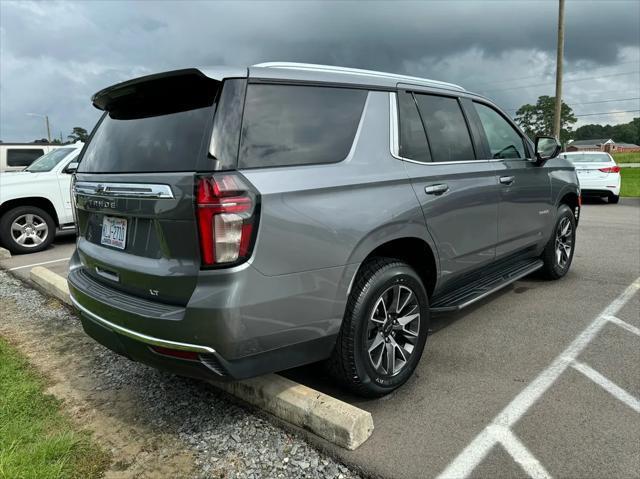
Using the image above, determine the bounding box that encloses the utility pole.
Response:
[27,113,51,143]
[44,115,51,143]
[553,0,565,141]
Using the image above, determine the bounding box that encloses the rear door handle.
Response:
[425,184,449,195]
[499,176,515,185]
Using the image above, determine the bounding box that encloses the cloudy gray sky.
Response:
[1,0,638,142]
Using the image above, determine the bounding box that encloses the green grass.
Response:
[612,152,640,164]
[0,337,109,479]
[620,168,640,197]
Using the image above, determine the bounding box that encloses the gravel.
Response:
[0,270,362,479]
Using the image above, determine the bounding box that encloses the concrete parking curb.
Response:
[25,265,374,450]
[30,266,72,306]
[216,375,373,450]
[0,247,11,259]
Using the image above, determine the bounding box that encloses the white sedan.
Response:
[561,151,621,204]
[0,143,83,253]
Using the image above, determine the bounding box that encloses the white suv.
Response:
[0,143,83,253]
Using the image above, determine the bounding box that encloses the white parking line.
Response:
[436,277,640,479]
[572,360,640,413]
[8,257,70,271]
[605,315,640,337]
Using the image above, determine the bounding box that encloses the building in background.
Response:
[566,139,640,153]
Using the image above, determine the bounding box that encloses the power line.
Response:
[505,97,640,112]
[481,70,639,93]
[471,60,640,89]
[573,109,639,117]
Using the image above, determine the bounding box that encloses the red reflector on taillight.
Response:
[196,174,257,266]
[151,346,200,361]
[598,166,621,173]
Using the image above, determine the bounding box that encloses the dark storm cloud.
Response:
[1,0,639,141]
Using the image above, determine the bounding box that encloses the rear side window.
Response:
[474,102,526,159]
[7,149,44,167]
[239,84,367,169]
[397,92,430,162]
[414,94,475,163]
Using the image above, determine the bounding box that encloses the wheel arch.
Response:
[348,235,438,299]
[0,197,60,226]
[557,189,580,224]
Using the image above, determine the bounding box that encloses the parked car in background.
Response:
[560,151,621,203]
[68,64,579,397]
[0,143,68,172]
[0,143,83,253]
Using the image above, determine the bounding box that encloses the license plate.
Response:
[101,216,127,250]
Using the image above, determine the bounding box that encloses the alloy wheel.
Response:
[10,213,49,248]
[554,216,573,269]
[367,284,420,376]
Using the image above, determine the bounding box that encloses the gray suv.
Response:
[68,63,580,397]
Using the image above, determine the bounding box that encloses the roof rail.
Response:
[252,62,465,92]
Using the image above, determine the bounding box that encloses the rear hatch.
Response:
[74,69,247,305]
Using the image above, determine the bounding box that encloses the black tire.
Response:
[539,204,576,280]
[608,194,620,204]
[0,206,55,254]
[328,257,429,397]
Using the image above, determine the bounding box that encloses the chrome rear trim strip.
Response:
[69,293,216,354]
[74,181,174,199]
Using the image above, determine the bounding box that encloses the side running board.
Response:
[430,258,543,314]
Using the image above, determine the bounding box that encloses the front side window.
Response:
[474,103,526,159]
[239,84,367,168]
[7,148,45,167]
[414,94,475,163]
[397,92,430,162]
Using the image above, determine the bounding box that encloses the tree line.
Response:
[514,95,639,146]
[27,126,89,145]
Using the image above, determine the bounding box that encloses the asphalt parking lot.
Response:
[0,230,75,281]
[1,198,639,479]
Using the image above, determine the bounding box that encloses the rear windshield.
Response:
[78,72,227,174]
[78,108,214,173]
[561,153,612,162]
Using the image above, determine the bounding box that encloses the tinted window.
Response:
[414,95,475,163]
[474,103,526,159]
[239,84,367,168]
[397,92,430,162]
[7,149,45,167]
[26,148,76,172]
[79,74,225,173]
[79,106,214,173]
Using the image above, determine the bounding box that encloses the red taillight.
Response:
[599,166,621,173]
[196,174,258,266]
[151,346,200,361]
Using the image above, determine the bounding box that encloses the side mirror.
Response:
[534,136,561,164]
[64,162,79,174]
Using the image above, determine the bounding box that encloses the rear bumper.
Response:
[578,175,621,196]
[75,299,337,380]
[67,251,350,379]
